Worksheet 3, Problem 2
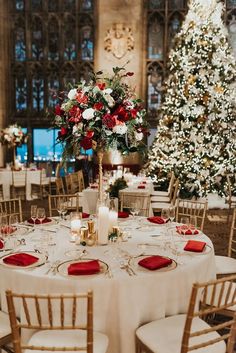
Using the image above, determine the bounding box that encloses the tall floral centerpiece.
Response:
[0,124,28,168]
[53,67,148,201]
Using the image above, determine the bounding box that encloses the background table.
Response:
[0,218,216,353]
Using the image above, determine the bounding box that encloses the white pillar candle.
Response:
[108,210,118,232]
[70,219,81,231]
[97,206,109,245]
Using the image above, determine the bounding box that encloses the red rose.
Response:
[102,114,116,129]
[69,106,81,123]
[126,72,134,76]
[86,130,94,138]
[96,82,106,90]
[130,109,137,118]
[58,127,68,138]
[80,137,93,150]
[114,106,129,122]
[55,104,63,116]
[76,92,88,104]
[93,102,104,110]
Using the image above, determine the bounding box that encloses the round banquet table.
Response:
[0,217,216,353]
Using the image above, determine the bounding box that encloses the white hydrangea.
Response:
[68,88,77,100]
[82,108,95,120]
[113,124,127,135]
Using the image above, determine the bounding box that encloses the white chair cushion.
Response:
[0,311,11,338]
[151,196,170,202]
[25,329,108,353]
[136,314,225,353]
[215,255,236,275]
[152,191,169,196]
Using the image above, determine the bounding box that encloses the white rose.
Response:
[103,88,112,94]
[82,108,95,120]
[135,132,143,141]
[68,88,77,100]
[104,94,115,107]
[113,124,127,135]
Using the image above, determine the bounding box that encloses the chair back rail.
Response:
[176,199,208,231]
[228,208,236,258]
[120,192,151,217]
[48,194,80,217]
[6,291,93,353]
[0,198,23,222]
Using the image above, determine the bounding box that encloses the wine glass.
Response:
[31,205,37,227]
[161,208,170,223]
[168,206,175,223]
[57,199,64,220]
[37,208,45,227]
[130,202,140,219]
[0,214,8,240]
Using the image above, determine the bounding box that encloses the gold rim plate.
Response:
[0,251,46,268]
[129,254,177,273]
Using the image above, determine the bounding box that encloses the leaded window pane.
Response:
[64,16,76,60]
[81,25,93,60]
[15,27,26,61]
[63,0,76,12]
[168,15,182,48]
[16,0,24,11]
[15,76,27,111]
[147,68,163,111]
[169,0,184,9]
[227,0,236,7]
[31,16,44,60]
[48,78,59,107]
[31,0,42,11]
[81,0,93,11]
[149,0,164,9]
[48,1,59,12]
[148,17,164,60]
[32,75,44,111]
[48,19,59,60]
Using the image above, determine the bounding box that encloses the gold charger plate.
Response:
[57,258,109,278]
[128,254,177,273]
[0,251,47,269]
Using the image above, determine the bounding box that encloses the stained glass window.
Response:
[48,19,59,60]
[149,0,164,9]
[64,0,76,11]
[32,72,44,111]
[227,0,236,7]
[81,0,93,10]
[31,0,42,12]
[48,2,59,12]
[48,76,59,107]
[15,76,27,112]
[147,64,163,111]
[31,16,44,60]
[168,14,182,48]
[64,16,76,60]
[16,0,24,11]
[15,26,26,61]
[170,0,184,9]
[81,25,93,60]
[148,16,164,60]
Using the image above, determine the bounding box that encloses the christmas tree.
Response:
[145,0,236,198]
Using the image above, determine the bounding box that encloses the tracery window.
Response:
[146,0,187,126]
[11,0,95,161]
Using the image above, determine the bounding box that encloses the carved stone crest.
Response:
[104,23,134,59]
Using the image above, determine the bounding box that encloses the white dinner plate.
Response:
[129,254,177,273]
[57,258,109,278]
[0,251,47,269]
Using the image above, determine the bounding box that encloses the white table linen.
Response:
[0,218,216,353]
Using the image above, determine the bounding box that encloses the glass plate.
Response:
[128,254,177,273]
[174,241,212,255]
[57,258,109,278]
[0,251,47,269]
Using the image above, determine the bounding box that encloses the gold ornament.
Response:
[187,75,196,85]
[214,85,224,93]
[202,94,209,104]
[197,115,206,123]
[184,84,189,97]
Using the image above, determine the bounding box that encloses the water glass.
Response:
[31,205,37,227]
[37,208,45,226]
[161,208,170,222]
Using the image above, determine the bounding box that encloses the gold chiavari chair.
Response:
[176,199,208,231]
[48,194,80,217]
[152,172,176,201]
[31,169,51,199]
[0,198,23,223]
[0,310,13,353]
[6,290,109,353]
[135,275,236,353]
[119,192,151,217]
[10,170,27,200]
[55,177,65,194]
[64,174,73,194]
[151,179,179,214]
[215,208,236,277]
[0,184,4,200]
[78,170,85,192]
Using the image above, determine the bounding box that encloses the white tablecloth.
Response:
[0,169,42,200]
[0,218,216,353]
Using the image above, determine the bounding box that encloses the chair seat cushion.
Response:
[215,255,236,275]
[136,314,225,353]
[26,329,108,353]
[0,311,12,338]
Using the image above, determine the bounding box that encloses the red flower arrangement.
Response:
[53,67,148,158]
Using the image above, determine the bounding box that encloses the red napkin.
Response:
[68,260,100,275]
[176,225,199,235]
[184,240,206,252]
[0,226,17,235]
[0,239,4,249]
[138,185,145,189]
[28,217,52,225]
[82,212,90,219]
[138,255,172,270]
[142,181,147,184]
[90,185,98,189]
[3,253,39,266]
[118,211,129,218]
[147,216,167,224]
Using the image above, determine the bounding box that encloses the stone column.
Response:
[0,0,10,167]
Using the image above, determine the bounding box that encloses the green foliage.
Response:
[107,177,128,198]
